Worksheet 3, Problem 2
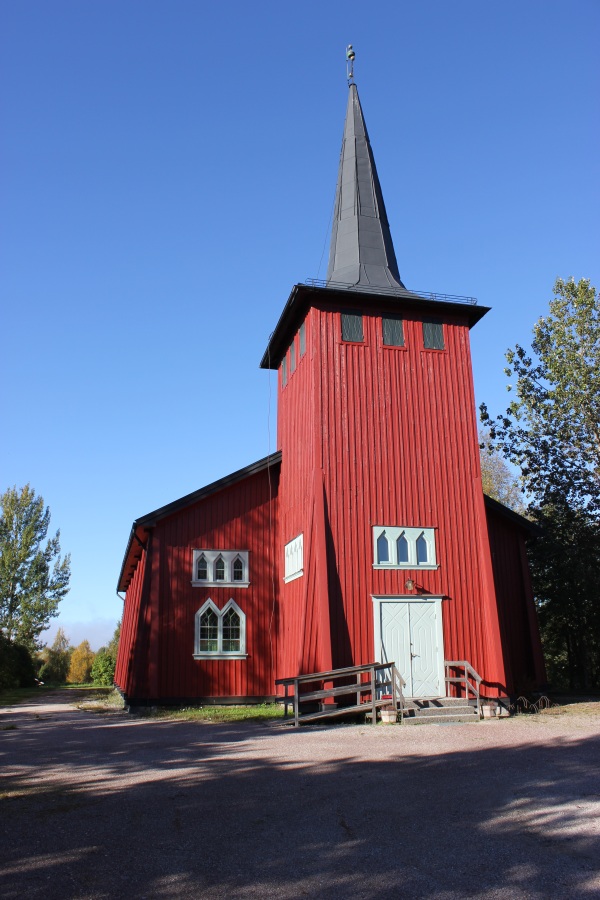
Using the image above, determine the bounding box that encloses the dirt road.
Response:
[1,693,599,898]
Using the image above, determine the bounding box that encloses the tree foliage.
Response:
[528,498,600,690]
[91,652,116,686]
[68,640,95,684]
[0,485,71,650]
[105,620,121,659]
[38,627,72,683]
[481,278,600,689]
[479,430,525,513]
[480,278,600,515]
[91,621,120,686]
[0,632,36,690]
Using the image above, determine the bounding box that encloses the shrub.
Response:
[91,651,116,686]
[0,633,37,689]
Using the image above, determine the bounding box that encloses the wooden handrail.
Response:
[275,661,400,727]
[444,660,482,717]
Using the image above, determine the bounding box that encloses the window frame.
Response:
[341,311,364,343]
[382,315,405,348]
[299,321,306,357]
[422,318,445,351]
[284,533,304,583]
[193,598,247,659]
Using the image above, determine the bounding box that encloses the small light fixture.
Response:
[405,578,415,592]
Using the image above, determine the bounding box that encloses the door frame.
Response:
[372,595,445,698]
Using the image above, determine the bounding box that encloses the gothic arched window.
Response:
[197,554,208,580]
[377,531,390,564]
[199,606,219,652]
[397,534,409,564]
[232,556,244,582]
[194,600,247,658]
[222,607,241,652]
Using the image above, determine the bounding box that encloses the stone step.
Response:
[401,713,480,725]
[403,704,477,719]
[403,697,477,710]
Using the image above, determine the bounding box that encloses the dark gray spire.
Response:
[326,83,405,290]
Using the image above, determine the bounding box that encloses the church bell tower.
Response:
[260,50,508,696]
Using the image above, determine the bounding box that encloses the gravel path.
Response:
[1,693,599,899]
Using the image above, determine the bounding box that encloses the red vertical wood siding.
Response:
[115,543,147,696]
[277,299,508,693]
[118,466,279,702]
[486,506,546,692]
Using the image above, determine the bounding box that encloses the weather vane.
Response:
[346,44,355,84]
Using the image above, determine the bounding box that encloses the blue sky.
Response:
[2,1,599,649]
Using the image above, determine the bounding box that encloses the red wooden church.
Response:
[115,75,546,708]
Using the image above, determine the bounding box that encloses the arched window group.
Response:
[192,550,249,587]
[373,526,437,569]
[194,599,246,658]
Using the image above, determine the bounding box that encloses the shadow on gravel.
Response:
[1,706,599,899]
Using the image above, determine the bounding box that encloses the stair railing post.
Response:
[371,665,377,725]
[294,677,299,728]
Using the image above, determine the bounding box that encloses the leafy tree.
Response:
[528,497,600,690]
[481,278,600,688]
[0,485,71,650]
[479,430,525,513]
[106,620,121,658]
[38,627,72,683]
[480,278,599,516]
[68,640,95,684]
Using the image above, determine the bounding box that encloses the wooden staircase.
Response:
[275,660,485,727]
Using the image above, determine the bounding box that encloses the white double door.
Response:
[376,598,445,698]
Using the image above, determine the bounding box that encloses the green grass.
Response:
[145,703,285,723]
[0,683,112,707]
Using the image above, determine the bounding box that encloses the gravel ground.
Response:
[1,693,599,899]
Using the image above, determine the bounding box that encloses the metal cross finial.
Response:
[346,44,355,84]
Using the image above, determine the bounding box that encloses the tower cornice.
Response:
[259,283,489,370]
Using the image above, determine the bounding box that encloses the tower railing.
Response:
[303,278,478,305]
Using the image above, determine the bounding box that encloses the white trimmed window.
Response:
[192,550,250,587]
[194,598,247,659]
[373,526,437,569]
[284,534,304,583]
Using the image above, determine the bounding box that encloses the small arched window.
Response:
[197,554,208,580]
[377,532,390,564]
[416,533,429,564]
[397,534,409,564]
[232,556,244,582]
[215,556,225,581]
